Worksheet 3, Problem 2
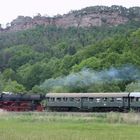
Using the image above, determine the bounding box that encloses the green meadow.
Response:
[0,112,140,140]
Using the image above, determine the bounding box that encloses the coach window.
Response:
[84,97,88,101]
[123,98,128,102]
[89,98,94,102]
[63,97,68,102]
[110,98,114,102]
[136,97,139,102]
[116,98,122,102]
[51,97,55,102]
[69,97,74,102]
[130,97,134,102]
[103,97,107,101]
[57,98,61,102]
[75,98,80,102]
[96,98,101,103]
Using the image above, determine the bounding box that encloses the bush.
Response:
[125,81,140,92]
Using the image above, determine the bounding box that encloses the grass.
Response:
[0,112,140,140]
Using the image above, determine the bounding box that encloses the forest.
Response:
[0,16,140,93]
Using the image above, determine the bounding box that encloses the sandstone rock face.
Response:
[1,6,139,32]
[56,12,128,28]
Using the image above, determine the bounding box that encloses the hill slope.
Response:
[0,6,140,93]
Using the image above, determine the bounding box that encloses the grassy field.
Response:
[0,112,140,140]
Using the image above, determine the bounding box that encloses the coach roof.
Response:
[129,92,140,97]
[46,93,129,98]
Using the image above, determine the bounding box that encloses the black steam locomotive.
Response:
[0,93,45,111]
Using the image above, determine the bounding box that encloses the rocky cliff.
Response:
[1,5,140,32]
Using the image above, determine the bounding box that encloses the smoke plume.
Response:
[40,65,140,90]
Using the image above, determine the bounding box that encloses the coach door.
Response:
[81,97,89,110]
[123,97,129,108]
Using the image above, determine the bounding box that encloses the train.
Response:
[0,92,140,112]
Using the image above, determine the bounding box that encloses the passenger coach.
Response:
[46,93,130,111]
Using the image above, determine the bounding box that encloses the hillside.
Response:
[0,5,140,93]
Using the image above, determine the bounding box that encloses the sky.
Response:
[0,0,140,27]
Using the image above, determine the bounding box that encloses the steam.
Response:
[40,65,140,90]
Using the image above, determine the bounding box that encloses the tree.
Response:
[125,81,140,92]
[87,83,121,92]
[72,57,101,72]
[0,74,4,92]
[2,68,16,81]
[4,80,25,93]
[31,85,46,94]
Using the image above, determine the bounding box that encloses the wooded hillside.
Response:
[0,6,140,93]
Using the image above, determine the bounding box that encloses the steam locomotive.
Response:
[1,92,140,112]
[0,93,45,111]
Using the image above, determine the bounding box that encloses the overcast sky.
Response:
[0,0,140,26]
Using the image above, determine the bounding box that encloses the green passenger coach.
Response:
[46,93,129,111]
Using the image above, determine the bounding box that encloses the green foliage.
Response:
[125,81,140,92]
[2,68,16,81]
[87,83,121,92]
[0,74,4,92]
[0,20,140,92]
[3,80,25,93]
[72,57,101,72]
[50,86,70,93]
[17,62,53,90]
[31,85,46,94]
